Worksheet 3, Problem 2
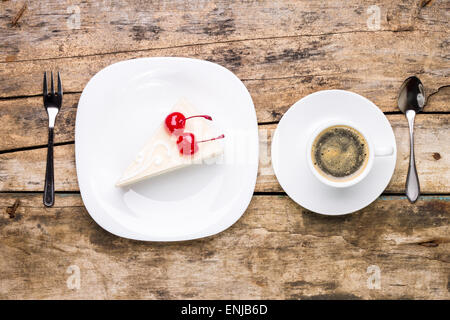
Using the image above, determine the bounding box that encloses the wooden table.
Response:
[0,0,448,300]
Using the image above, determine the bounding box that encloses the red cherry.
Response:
[176,133,225,156]
[176,133,198,156]
[165,112,185,136]
[165,112,212,136]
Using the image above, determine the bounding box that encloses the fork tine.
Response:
[43,72,47,96]
[50,71,54,95]
[57,71,62,97]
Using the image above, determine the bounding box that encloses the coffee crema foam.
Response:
[311,125,369,182]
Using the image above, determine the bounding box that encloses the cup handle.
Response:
[374,146,394,157]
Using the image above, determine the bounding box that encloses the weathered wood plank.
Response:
[0,30,448,116]
[0,193,448,299]
[0,86,448,155]
[0,94,78,151]
[0,0,447,62]
[0,115,448,193]
[257,114,450,193]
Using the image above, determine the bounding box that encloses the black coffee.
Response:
[312,125,368,181]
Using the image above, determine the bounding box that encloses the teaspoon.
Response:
[397,76,426,203]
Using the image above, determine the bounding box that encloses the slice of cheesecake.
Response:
[116,99,224,187]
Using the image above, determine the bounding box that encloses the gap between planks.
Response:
[1,191,449,197]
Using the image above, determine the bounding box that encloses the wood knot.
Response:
[432,152,441,160]
[5,55,16,62]
[420,0,434,8]
[418,240,439,247]
[5,199,20,219]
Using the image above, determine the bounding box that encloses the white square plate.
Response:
[75,57,259,241]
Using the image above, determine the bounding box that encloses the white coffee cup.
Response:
[306,120,394,188]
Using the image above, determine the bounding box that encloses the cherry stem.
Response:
[185,115,212,121]
[198,134,225,143]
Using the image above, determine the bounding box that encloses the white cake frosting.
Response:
[116,99,224,187]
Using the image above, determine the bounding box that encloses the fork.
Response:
[43,71,62,207]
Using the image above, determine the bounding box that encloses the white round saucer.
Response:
[271,90,397,215]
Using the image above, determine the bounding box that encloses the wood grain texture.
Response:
[257,115,450,193]
[0,193,448,299]
[0,0,447,62]
[0,30,448,115]
[0,115,448,193]
[0,94,78,151]
[0,84,448,155]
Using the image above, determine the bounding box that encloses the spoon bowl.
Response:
[398,76,426,113]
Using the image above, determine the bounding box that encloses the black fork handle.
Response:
[44,127,54,207]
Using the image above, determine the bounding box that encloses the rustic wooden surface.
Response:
[0,193,449,299]
[0,0,449,299]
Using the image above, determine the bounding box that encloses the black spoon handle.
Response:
[43,127,55,207]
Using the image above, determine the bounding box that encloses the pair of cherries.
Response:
[165,112,225,155]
